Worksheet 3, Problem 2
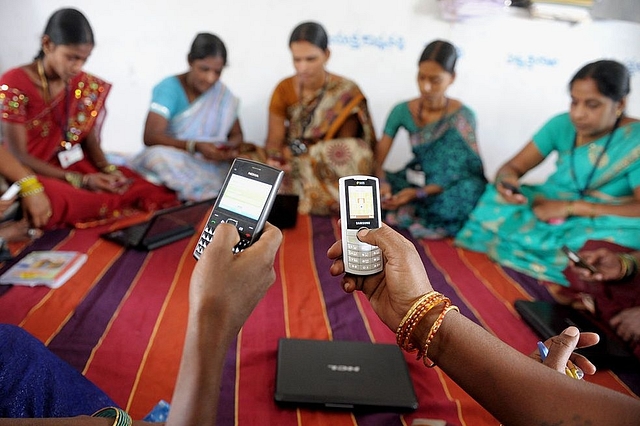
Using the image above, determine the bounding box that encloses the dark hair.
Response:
[289,21,328,50]
[418,40,457,74]
[188,33,228,66]
[569,60,630,102]
[35,8,94,59]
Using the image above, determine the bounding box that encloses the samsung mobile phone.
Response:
[339,175,383,275]
[561,245,598,274]
[1,182,20,201]
[193,158,284,259]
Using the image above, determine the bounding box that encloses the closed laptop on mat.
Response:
[275,338,418,412]
[514,300,638,370]
[101,198,214,251]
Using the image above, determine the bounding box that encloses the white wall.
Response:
[2,1,639,183]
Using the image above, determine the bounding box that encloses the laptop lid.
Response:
[101,199,214,251]
[275,338,418,412]
[514,300,638,370]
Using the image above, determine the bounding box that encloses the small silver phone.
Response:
[339,175,383,275]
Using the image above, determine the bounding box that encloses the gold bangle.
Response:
[64,172,84,188]
[101,164,118,174]
[418,303,459,368]
[565,201,575,217]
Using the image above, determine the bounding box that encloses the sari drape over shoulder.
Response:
[130,77,240,200]
[0,68,178,229]
[269,74,376,215]
[383,102,486,238]
[455,113,640,285]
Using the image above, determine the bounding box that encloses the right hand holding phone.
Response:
[497,179,527,204]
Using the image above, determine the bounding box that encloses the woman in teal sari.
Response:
[131,33,243,201]
[455,60,640,285]
[376,40,486,239]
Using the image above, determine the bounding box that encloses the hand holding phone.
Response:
[193,159,284,259]
[500,181,521,195]
[339,176,383,275]
[561,245,598,274]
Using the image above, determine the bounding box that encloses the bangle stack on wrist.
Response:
[565,201,575,217]
[16,175,45,198]
[92,407,132,426]
[618,253,638,280]
[396,291,459,367]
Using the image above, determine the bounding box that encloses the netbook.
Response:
[275,338,418,412]
[514,300,638,371]
[101,198,214,251]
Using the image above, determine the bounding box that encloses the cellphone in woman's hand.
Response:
[561,245,598,274]
[500,181,521,195]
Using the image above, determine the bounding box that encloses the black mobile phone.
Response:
[500,181,521,195]
[193,158,284,259]
[339,175,383,275]
[561,245,598,274]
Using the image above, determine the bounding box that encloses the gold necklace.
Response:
[36,59,51,104]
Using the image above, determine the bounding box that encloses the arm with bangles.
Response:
[143,111,242,163]
[0,144,51,228]
[327,224,640,426]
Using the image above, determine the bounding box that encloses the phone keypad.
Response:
[193,223,216,260]
[345,232,382,273]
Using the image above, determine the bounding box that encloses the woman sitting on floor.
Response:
[376,40,486,240]
[130,32,243,201]
[0,145,51,245]
[263,21,377,215]
[0,8,178,230]
[455,59,640,285]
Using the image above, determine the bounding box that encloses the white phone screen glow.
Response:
[348,185,374,220]
[218,174,272,220]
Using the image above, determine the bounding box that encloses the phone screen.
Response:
[218,174,273,220]
[193,159,284,259]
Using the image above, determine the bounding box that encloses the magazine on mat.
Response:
[0,251,88,288]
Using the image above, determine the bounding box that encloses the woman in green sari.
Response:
[376,40,486,239]
[455,60,640,285]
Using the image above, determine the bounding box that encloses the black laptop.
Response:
[101,199,214,251]
[275,338,418,412]
[514,300,638,370]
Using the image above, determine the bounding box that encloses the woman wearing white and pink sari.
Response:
[131,33,243,201]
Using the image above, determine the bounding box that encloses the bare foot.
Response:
[0,220,42,242]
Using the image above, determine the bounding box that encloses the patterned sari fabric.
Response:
[130,77,240,200]
[456,114,640,285]
[270,74,376,215]
[384,103,486,238]
[0,68,178,229]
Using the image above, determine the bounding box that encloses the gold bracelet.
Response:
[92,407,133,426]
[64,172,84,189]
[565,201,575,217]
[396,292,446,351]
[101,164,118,174]
[619,253,638,279]
[418,303,459,368]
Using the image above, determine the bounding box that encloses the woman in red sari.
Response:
[0,8,178,229]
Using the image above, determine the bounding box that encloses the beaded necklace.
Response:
[570,116,621,198]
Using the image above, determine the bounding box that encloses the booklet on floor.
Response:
[0,251,88,288]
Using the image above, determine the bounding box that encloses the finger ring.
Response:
[28,228,38,238]
[46,211,52,217]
